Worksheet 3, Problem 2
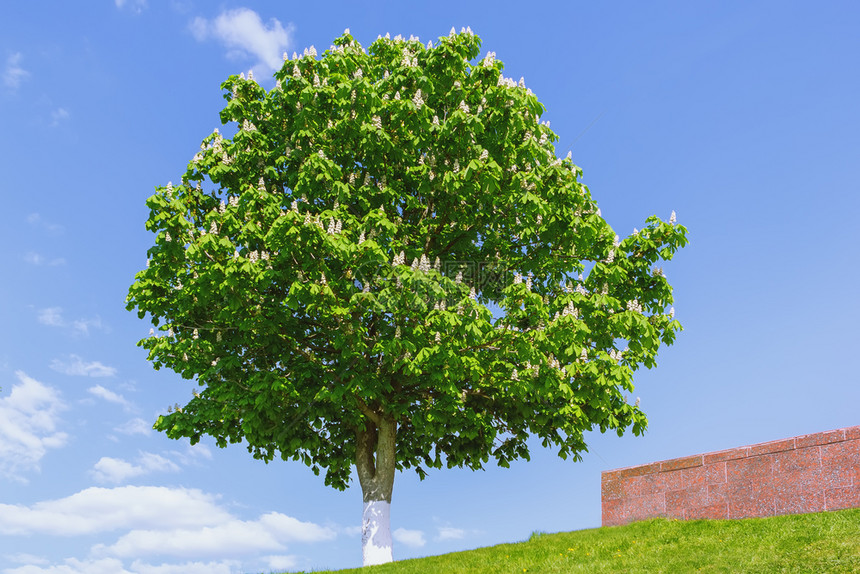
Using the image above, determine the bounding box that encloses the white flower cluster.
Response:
[559,300,579,319]
[652,267,664,277]
[241,119,256,132]
[392,251,405,266]
[433,299,446,311]
[371,115,382,130]
[669,210,677,224]
[479,149,488,161]
[627,300,643,313]
[401,48,418,68]
[575,284,588,296]
[459,100,470,114]
[669,307,675,319]
[579,348,588,362]
[303,46,317,58]
[482,51,496,67]
[412,89,424,108]
[326,218,343,234]
[513,272,522,285]
[608,349,623,362]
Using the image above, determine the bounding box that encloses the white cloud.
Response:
[4,557,133,574]
[436,526,466,541]
[50,107,69,126]
[91,452,180,484]
[263,555,297,570]
[393,527,426,548]
[97,512,335,559]
[115,0,147,14]
[127,560,239,574]
[23,252,65,266]
[27,213,64,233]
[36,307,106,335]
[37,307,65,327]
[0,486,232,536]
[4,52,29,90]
[189,8,293,73]
[114,418,151,436]
[87,385,132,410]
[4,553,50,566]
[0,372,68,482]
[50,355,116,377]
[3,558,241,574]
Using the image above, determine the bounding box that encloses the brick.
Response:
[601,425,860,527]
[749,438,796,456]
[666,485,708,514]
[821,441,860,486]
[686,502,728,521]
[796,429,846,448]
[726,454,773,484]
[602,474,624,501]
[772,447,820,475]
[704,447,749,464]
[602,498,626,527]
[661,455,703,472]
[774,485,825,516]
[624,492,666,522]
[618,462,662,479]
[624,471,682,498]
[825,485,860,511]
[682,461,726,489]
[727,481,775,519]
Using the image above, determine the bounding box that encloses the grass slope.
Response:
[298,508,860,573]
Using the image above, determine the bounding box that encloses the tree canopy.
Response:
[127,26,687,531]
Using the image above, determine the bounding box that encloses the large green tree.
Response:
[127,28,687,566]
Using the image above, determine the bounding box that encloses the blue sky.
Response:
[2,1,859,572]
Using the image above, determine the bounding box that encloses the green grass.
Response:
[295,508,860,573]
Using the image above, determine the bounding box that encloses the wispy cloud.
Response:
[436,526,467,541]
[23,252,66,266]
[393,528,426,548]
[114,417,152,437]
[37,307,65,327]
[4,52,29,90]
[115,0,147,14]
[50,355,117,377]
[36,307,106,335]
[27,213,64,234]
[189,8,293,74]
[0,371,68,482]
[88,385,133,410]
[50,107,70,126]
[91,452,180,484]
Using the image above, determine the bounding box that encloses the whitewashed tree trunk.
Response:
[355,414,396,566]
[362,499,392,565]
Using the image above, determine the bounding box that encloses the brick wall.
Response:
[601,425,860,526]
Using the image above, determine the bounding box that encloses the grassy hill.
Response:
[297,508,860,573]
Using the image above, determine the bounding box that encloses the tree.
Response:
[127,28,687,566]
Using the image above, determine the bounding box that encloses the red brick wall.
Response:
[601,425,860,526]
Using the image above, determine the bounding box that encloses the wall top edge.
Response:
[601,424,860,477]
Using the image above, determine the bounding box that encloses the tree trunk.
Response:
[355,415,396,566]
